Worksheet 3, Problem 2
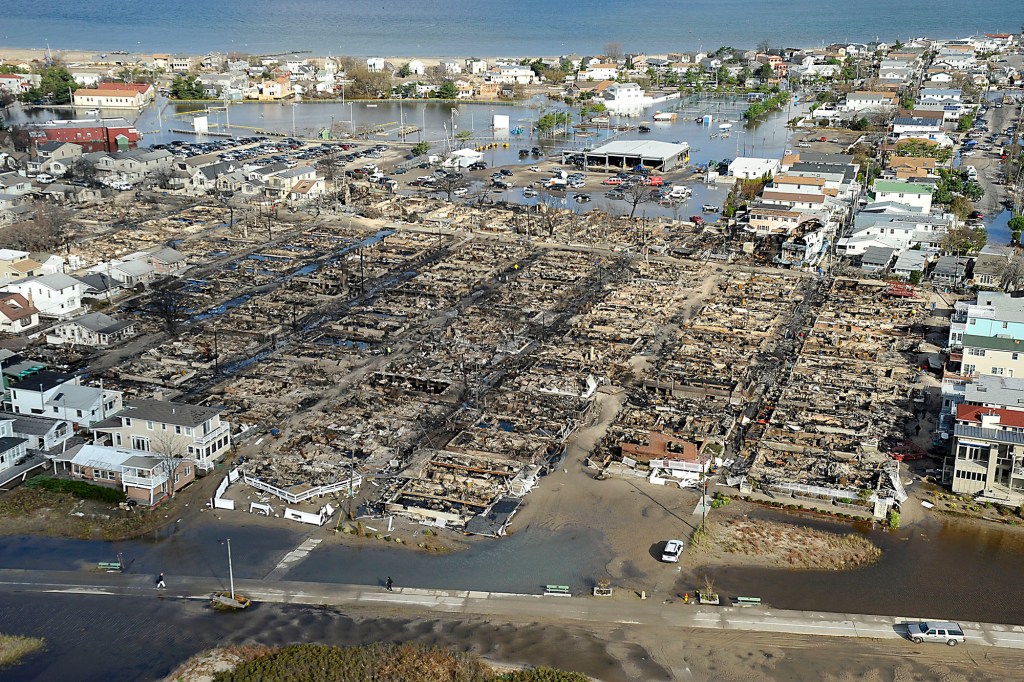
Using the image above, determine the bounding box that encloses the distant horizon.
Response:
[0,0,1019,58]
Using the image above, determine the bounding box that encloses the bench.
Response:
[97,562,123,572]
[733,596,761,607]
[544,584,571,597]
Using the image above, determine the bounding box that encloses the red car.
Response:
[819,136,828,142]
[690,215,705,225]
[603,177,623,185]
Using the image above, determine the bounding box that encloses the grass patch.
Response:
[0,634,45,669]
[212,642,588,682]
[24,477,126,504]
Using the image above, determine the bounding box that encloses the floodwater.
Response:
[704,508,1024,625]
[0,592,652,682]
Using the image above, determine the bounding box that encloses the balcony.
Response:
[193,421,230,447]
[122,471,168,489]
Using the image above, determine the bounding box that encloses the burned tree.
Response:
[150,286,188,337]
[623,184,652,219]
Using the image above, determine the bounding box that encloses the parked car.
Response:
[690,215,705,225]
[906,622,965,646]
[603,177,623,185]
[35,173,55,184]
[702,204,719,213]
[528,166,542,172]
[500,168,514,176]
[661,539,684,563]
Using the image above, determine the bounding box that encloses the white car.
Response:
[528,166,541,172]
[661,539,684,563]
[35,173,55,184]
[906,622,965,646]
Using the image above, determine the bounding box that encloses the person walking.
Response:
[385,576,393,592]
[156,572,166,589]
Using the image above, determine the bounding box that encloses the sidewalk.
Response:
[3,568,1023,649]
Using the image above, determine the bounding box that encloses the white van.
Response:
[964,165,978,180]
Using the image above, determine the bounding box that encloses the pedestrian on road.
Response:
[156,572,166,589]
[385,576,393,592]
[915,423,921,436]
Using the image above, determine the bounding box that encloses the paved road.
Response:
[3,568,1023,650]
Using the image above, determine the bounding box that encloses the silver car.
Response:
[906,622,965,646]
[661,539,684,563]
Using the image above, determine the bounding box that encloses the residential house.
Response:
[264,165,316,201]
[872,180,933,213]
[0,418,27,475]
[971,246,1012,288]
[49,312,137,348]
[843,91,898,113]
[860,246,897,273]
[0,172,33,197]
[366,57,387,72]
[0,411,71,451]
[3,371,123,427]
[109,259,157,287]
[59,443,195,506]
[932,255,967,286]
[892,250,929,279]
[0,293,40,335]
[601,82,650,115]
[440,60,462,75]
[1,273,84,319]
[0,73,36,95]
[405,60,426,76]
[728,157,781,180]
[465,59,488,75]
[29,141,83,176]
[0,249,43,284]
[582,63,618,81]
[146,247,188,276]
[73,272,124,302]
[72,87,148,110]
[950,405,1024,503]
[287,178,326,205]
[488,64,536,85]
[92,398,232,471]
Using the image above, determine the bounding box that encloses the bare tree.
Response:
[149,431,192,500]
[150,166,174,190]
[150,287,188,337]
[432,174,468,202]
[1000,251,1024,292]
[69,157,98,185]
[603,42,623,63]
[623,184,652,219]
[2,203,78,252]
[757,39,772,54]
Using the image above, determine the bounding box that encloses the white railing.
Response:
[122,472,168,489]
[194,421,230,446]
[241,472,363,504]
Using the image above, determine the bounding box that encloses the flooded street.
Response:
[707,509,1024,624]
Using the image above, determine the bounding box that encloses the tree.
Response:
[908,270,923,285]
[893,39,905,50]
[410,141,431,158]
[849,116,870,131]
[169,74,207,100]
[432,174,467,202]
[757,39,772,54]
[958,114,975,132]
[623,184,652,219]
[949,196,974,221]
[348,66,392,98]
[736,66,751,86]
[454,129,473,147]
[69,157,98,185]
[603,42,623,62]
[941,223,986,254]
[150,166,174,190]
[756,62,775,82]
[150,287,188,337]
[149,431,192,499]
[21,65,77,104]
[1000,251,1024,291]
[436,80,458,99]
[396,63,412,78]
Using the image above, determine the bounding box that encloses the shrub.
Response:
[887,510,901,530]
[24,477,126,504]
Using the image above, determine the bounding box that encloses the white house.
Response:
[602,82,651,114]
[48,312,137,348]
[4,371,123,428]
[488,64,536,85]
[728,157,782,180]
[0,419,28,475]
[843,91,898,113]
[441,60,462,75]
[366,57,387,73]
[872,180,933,213]
[582,63,618,81]
[0,292,40,335]
[0,411,72,452]
[1,273,84,319]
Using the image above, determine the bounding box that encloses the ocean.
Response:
[1,0,1019,57]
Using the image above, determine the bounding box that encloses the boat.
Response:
[591,116,610,124]
[653,111,677,121]
[85,109,99,116]
[718,123,733,130]
[638,125,651,133]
